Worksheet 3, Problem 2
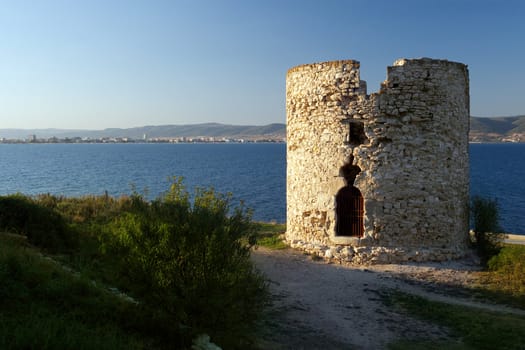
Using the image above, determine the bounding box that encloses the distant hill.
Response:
[0,123,286,141]
[2,116,524,143]
[470,115,525,142]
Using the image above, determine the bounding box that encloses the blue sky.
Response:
[0,0,524,129]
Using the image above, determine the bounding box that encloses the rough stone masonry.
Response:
[286,58,470,264]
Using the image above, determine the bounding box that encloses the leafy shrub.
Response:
[470,196,504,266]
[103,178,268,349]
[0,194,74,252]
[35,193,134,225]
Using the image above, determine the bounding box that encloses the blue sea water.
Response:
[0,142,523,233]
[0,143,286,222]
[470,143,525,234]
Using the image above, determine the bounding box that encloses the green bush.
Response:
[103,178,268,349]
[35,193,134,225]
[0,181,270,348]
[470,196,504,266]
[0,194,75,252]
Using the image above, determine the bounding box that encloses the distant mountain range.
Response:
[1,116,524,142]
[0,123,286,141]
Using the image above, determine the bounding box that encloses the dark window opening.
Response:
[335,185,364,237]
[344,121,368,145]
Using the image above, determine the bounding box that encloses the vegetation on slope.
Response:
[470,116,525,134]
[0,233,158,349]
[0,178,269,349]
[470,115,525,141]
[0,123,287,140]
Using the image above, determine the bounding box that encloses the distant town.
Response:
[3,133,523,144]
[469,132,523,143]
[0,134,285,144]
[0,122,287,144]
[0,116,524,144]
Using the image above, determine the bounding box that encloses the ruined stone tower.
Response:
[286,58,470,264]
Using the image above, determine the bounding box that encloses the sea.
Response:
[0,142,523,234]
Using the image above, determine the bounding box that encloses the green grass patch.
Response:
[0,233,166,349]
[487,244,525,295]
[464,244,525,309]
[255,222,287,249]
[388,243,525,349]
[385,291,525,350]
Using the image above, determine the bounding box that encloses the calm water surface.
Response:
[0,142,523,233]
[0,143,286,222]
[470,143,525,234]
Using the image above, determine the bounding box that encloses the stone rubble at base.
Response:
[288,239,465,265]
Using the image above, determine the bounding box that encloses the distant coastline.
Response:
[1,115,524,144]
[1,139,522,145]
[0,137,285,144]
[469,115,525,143]
[469,141,524,144]
[0,122,286,144]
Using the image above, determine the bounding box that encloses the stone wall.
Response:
[286,58,470,264]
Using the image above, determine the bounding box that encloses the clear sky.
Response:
[0,0,524,129]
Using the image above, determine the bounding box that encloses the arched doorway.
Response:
[335,185,364,237]
[336,156,364,237]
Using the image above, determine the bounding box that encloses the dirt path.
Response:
[252,247,524,349]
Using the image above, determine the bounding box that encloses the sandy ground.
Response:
[252,246,525,350]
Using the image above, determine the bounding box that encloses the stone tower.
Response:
[286,58,470,264]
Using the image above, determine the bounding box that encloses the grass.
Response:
[385,291,525,350]
[255,222,288,249]
[450,244,525,310]
[485,244,525,296]
[0,233,166,350]
[386,243,525,350]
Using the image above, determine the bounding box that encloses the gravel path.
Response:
[252,246,524,349]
